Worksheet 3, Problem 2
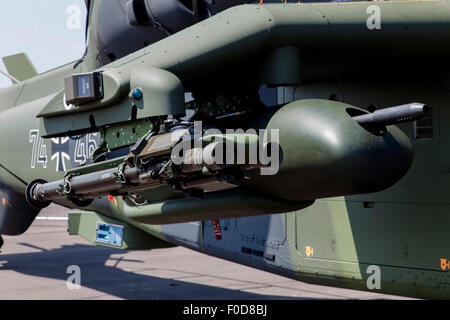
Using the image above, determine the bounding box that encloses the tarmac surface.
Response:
[0,205,414,300]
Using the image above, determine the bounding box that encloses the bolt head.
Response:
[132,88,143,100]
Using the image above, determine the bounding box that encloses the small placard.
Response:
[95,222,124,247]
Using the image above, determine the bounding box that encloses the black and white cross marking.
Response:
[51,137,70,172]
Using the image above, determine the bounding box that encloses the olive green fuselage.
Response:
[2,1,450,299]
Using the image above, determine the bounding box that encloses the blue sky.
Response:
[0,0,87,88]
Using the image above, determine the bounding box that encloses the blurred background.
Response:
[0,0,87,89]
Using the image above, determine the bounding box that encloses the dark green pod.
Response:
[244,99,414,202]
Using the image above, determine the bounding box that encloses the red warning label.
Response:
[212,220,222,240]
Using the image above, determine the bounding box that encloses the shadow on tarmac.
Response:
[0,243,304,300]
